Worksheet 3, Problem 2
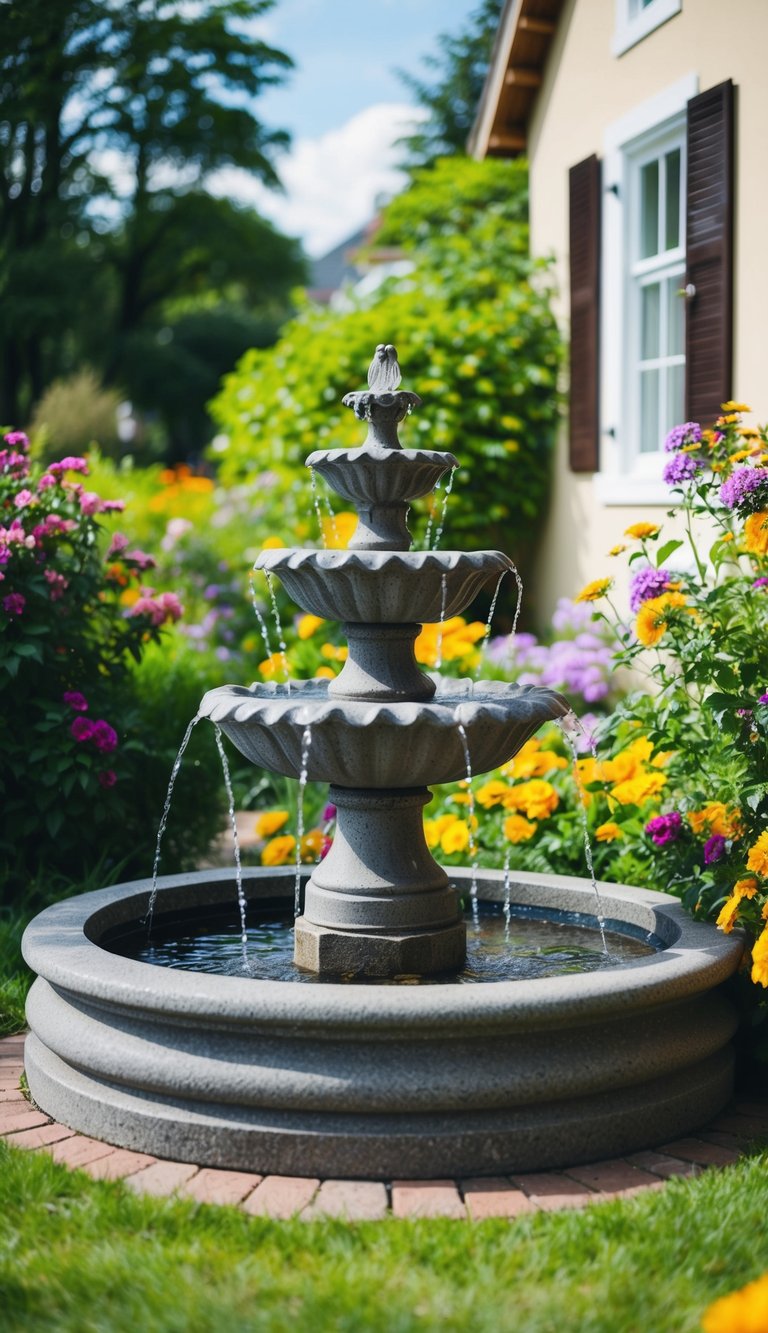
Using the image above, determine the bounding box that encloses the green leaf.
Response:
[656,539,684,567]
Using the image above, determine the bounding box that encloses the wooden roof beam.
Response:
[518,16,556,36]
[504,66,543,87]
[488,128,527,152]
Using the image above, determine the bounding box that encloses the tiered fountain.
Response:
[21,346,743,1179]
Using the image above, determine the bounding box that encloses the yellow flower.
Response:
[730,449,753,463]
[476,780,511,808]
[321,510,357,550]
[721,401,751,413]
[688,802,741,839]
[607,544,627,556]
[258,652,287,679]
[717,413,742,426]
[504,779,559,821]
[261,834,296,867]
[595,821,623,842]
[314,666,336,680]
[574,577,613,603]
[440,820,470,855]
[424,813,459,849]
[297,614,325,639]
[414,617,486,667]
[747,832,768,878]
[744,511,768,555]
[702,1271,768,1331]
[254,810,290,838]
[503,814,537,843]
[635,591,687,647]
[321,642,348,661]
[300,828,327,861]
[120,587,140,607]
[610,770,667,806]
[624,522,661,539]
[261,536,285,550]
[738,427,760,440]
[716,878,758,933]
[601,737,654,785]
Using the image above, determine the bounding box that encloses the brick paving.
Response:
[1,1034,767,1220]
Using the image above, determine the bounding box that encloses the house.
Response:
[469,0,768,617]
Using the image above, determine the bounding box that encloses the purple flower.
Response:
[629,566,675,613]
[664,422,702,452]
[645,812,683,846]
[703,835,727,865]
[90,719,118,754]
[759,693,768,705]
[71,717,95,743]
[663,453,703,486]
[98,770,117,789]
[63,691,89,712]
[753,577,768,590]
[2,592,25,616]
[3,431,29,450]
[323,802,337,823]
[719,466,768,512]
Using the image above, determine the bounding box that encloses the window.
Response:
[612,0,682,57]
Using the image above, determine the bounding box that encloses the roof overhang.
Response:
[468,0,565,159]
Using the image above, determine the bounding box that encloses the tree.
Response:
[397,0,503,168]
[0,0,298,425]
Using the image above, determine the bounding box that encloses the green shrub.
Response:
[29,368,123,461]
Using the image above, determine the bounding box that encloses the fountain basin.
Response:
[306,445,457,505]
[200,678,569,786]
[22,867,743,1179]
[254,549,513,624]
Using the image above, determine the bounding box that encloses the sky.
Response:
[207,0,481,257]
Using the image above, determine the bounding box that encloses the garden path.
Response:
[2,1033,766,1220]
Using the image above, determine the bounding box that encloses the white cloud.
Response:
[207,101,425,257]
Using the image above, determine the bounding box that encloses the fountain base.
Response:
[293,915,467,977]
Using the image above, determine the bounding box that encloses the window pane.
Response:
[641,282,661,359]
[640,370,660,453]
[666,363,685,432]
[640,160,659,258]
[665,148,681,250]
[666,277,684,355]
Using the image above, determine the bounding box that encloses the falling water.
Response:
[214,726,248,966]
[456,721,480,929]
[309,468,328,549]
[434,573,449,670]
[558,711,610,956]
[422,476,442,551]
[322,492,340,548]
[475,569,509,679]
[431,466,457,550]
[508,560,524,641]
[264,570,291,685]
[294,725,313,917]
[249,573,275,663]
[145,714,200,932]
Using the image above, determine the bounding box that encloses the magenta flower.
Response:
[753,577,768,590]
[319,836,333,860]
[703,835,727,865]
[322,802,337,823]
[37,473,56,490]
[79,491,101,516]
[71,717,95,742]
[50,456,88,476]
[2,592,25,617]
[63,691,89,712]
[44,568,68,600]
[98,770,117,789]
[107,532,130,558]
[100,499,125,513]
[91,720,118,754]
[13,488,34,508]
[124,548,157,572]
[645,812,683,846]
[3,431,29,450]
[759,693,768,705]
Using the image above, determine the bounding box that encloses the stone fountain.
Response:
[21,345,743,1179]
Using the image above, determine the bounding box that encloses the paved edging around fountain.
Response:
[21,867,744,1179]
[3,1031,766,1219]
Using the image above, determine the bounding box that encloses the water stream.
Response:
[475,569,509,679]
[431,466,457,550]
[434,573,449,670]
[214,726,248,965]
[309,468,328,549]
[264,570,291,685]
[144,714,201,931]
[422,476,442,551]
[248,573,275,662]
[294,725,313,917]
[558,711,609,955]
[502,845,512,937]
[456,721,480,928]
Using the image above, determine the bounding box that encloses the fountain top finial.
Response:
[368,344,402,393]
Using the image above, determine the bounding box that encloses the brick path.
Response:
[2,1033,766,1220]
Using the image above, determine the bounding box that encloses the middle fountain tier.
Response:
[200,344,569,977]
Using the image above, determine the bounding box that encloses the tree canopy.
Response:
[0,0,303,446]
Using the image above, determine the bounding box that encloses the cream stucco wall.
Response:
[526,0,768,619]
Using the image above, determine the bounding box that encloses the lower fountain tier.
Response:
[254,548,514,624]
[21,867,744,1179]
[200,678,570,788]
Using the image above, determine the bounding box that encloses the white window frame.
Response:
[595,73,698,507]
[612,0,683,58]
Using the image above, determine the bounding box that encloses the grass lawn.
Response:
[0,1140,767,1332]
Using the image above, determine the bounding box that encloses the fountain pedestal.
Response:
[294,785,465,976]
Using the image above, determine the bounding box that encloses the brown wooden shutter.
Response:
[568,155,601,472]
[685,80,735,423]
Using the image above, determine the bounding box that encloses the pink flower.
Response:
[13,489,34,508]
[100,499,125,513]
[37,473,56,490]
[319,836,333,860]
[63,691,89,711]
[157,591,183,622]
[128,589,183,626]
[2,592,25,617]
[0,450,29,474]
[71,717,95,742]
[3,431,29,450]
[107,532,129,558]
[44,568,68,600]
[91,719,118,754]
[124,548,157,572]
[98,770,117,789]
[79,491,101,516]
[50,456,88,476]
